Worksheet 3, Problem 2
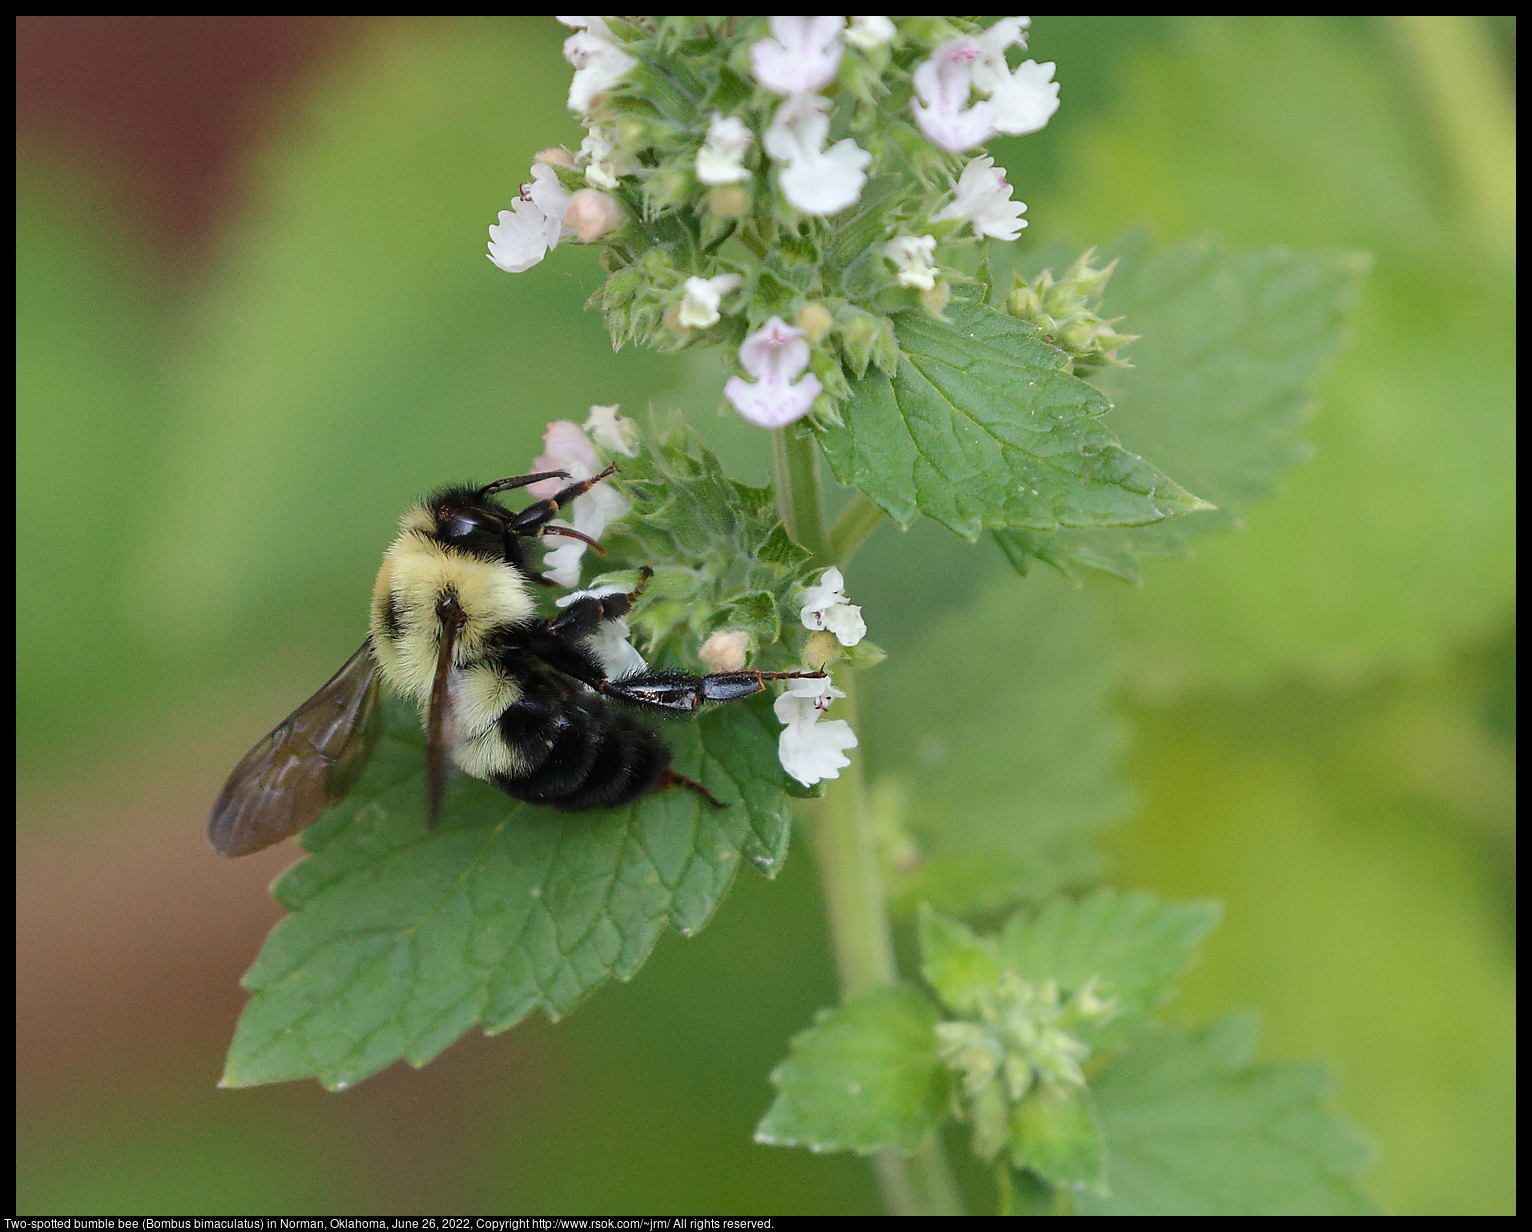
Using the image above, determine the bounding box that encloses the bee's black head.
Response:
[423,465,615,579]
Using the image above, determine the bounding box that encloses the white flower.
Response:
[723,316,824,429]
[932,155,1027,241]
[968,17,1059,136]
[696,113,754,185]
[558,16,636,115]
[982,58,1059,136]
[975,15,1031,59]
[525,419,630,587]
[764,94,871,216]
[884,234,939,290]
[699,629,751,673]
[583,403,639,457]
[774,674,858,786]
[845,15,896,51]
[799,566,867,646]
[579,125,638,190]
[487,164,574,274]
[677,274,741,329]
[554,584,646,678]
[749,15,845,95]
[910,37,997,152]
[585,618,647,678]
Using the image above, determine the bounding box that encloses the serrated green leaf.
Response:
[1011,1085,1106,1193]
[917,904,1006,1016]
[754,987,949,1156]
[995,235,1367,583]
[820,299,1208,541]
[602,418,815,662]
[1029,17,1512,687]
[866,572,1131,918]
[997,890,1221,1045]
[222,690,791,1090]
[1075,1015,1378,1215]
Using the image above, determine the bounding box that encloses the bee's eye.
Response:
[446,512,500,540]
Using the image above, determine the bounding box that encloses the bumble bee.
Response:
[209,466,821,858]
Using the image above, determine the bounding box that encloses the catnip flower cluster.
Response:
[935,971,1119,1165]
[489,16,1059,431]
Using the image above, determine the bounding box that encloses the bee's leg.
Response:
[660,769,726,808]
[546,567,652,638]
[599,668,827,714]
[504,463,618,535]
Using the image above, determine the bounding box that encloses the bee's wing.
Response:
[208,638,382,858]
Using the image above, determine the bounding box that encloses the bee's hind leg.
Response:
[661,768,726,808]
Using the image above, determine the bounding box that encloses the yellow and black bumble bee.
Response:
[209,465,822,857]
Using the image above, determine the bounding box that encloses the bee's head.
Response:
[419,468,576,560]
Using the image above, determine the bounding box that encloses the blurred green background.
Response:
[16,16,1514,1215]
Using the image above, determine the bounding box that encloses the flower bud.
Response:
[534,146,575,168]
[642,164,694,213]
[802,630,843,670]
[795,301,834,344]
[920,281,952,318]
[699,629,752,673]
[565,188,625,243]
[834,307,898,378]
[706,183,752,219]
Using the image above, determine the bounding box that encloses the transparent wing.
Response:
[208,638,381,857]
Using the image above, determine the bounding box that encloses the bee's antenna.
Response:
[478,470,569,499]
[540,525,607,554]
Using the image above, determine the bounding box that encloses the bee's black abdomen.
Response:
[492,671,672,812]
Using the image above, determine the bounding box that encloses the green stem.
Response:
[1388,15,1515,258]
[810,674,896,995]
[771,427,831,562]
[772,428,964,1217]
[829,492,887,568]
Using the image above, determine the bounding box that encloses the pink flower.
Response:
[524,417,630,587]
[527,419,601,498]
[723,317,824,429]
[910,37,997,152]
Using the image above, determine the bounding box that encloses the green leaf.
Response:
[755,987,949,1156]
[600,417,815,662]
[865,572,1132,918]
[222,690,791,1090]
[997,890,1221,1045]
[995,235,1368,583]
[1075,1015,1378,1215]
[1011,1085,1106,1194]
[820,299,1209,542]
[917,904,1006,1015]
[1028,17,1512,687]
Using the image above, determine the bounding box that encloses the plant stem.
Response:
[829,492,887,568]
[1388,15,1515,259]
[810,674,896,995]
[772,427,964,1216]
[771,427,831,562]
